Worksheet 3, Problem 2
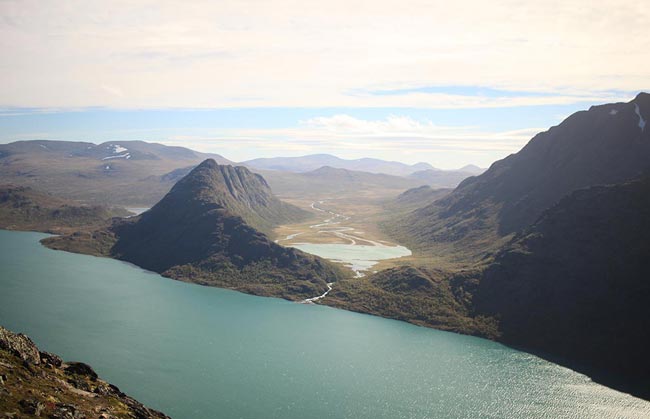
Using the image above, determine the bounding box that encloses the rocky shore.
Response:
[0,326,170,419]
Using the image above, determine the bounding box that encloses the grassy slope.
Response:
[0,140,233,206]
[323,266,499,338]
[0,184,130,234]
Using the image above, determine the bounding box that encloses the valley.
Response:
[3,3,649,418]
[276,199,412,277]
[2,94,650,412]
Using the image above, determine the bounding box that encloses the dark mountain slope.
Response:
[141,161,308,235]
[472,175,650,396]
[327,174,650,398]
[394,93,650,257]
[46,160,344,300]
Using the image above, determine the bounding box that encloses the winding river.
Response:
[1,229,649,418]
[279,200,411,277]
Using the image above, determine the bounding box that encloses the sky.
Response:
[1,0,648,168]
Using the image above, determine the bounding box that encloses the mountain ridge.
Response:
[243,153,437,176]
[389,92,650,259]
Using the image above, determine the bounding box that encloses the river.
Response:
[279,200,411,277]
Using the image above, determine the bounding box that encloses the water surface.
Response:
[291,242,411,275]
[0,230,648,419]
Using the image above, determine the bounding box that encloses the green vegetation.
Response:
[0,184,130,234]
[323,266,499,338]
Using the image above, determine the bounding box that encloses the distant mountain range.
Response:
[243,153,481,177]
[0,141,479,205]
[45,160,345,300]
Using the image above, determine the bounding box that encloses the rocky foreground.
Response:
[0,326,169,419]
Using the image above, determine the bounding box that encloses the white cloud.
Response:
[0,0,648,108]
[158,114,542,168]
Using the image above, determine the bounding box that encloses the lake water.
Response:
[291,243,411,275]
[0,229,648,419]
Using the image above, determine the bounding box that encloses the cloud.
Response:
[158,114,542,168]
[0,0,648,108]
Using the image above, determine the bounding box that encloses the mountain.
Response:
[408,168,476,188]
[457,164,485,175]
[392,93,650,258]
[45,160,344,300]
[388,185,451,212]
[260,166,428,199]
[0,184,130,233]
[158,162,310,235]
[0,140,234,206]
[244,154,435,176]
[0,326,169,418]
[472,175,650,397]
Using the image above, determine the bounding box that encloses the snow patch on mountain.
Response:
[634,104,646,131]
[102,153,130,160]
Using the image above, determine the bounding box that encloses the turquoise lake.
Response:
[0,229,648,418]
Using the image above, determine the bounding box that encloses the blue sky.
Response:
[1,1,648,168]
[0,95,639,168]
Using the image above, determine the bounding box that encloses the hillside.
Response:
[262,166,427,200]
[45,160,345,300]
[389,92,650,260]
[323,266,497,337]
[408,168,476,189]
[0,184,130,233]
[471,175,650,396]
[0,326,169,418]
[0,140,233,206]
[243,154,434,176]
[386,185,451,213]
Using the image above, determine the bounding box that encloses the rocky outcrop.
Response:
[0,325,170,418]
